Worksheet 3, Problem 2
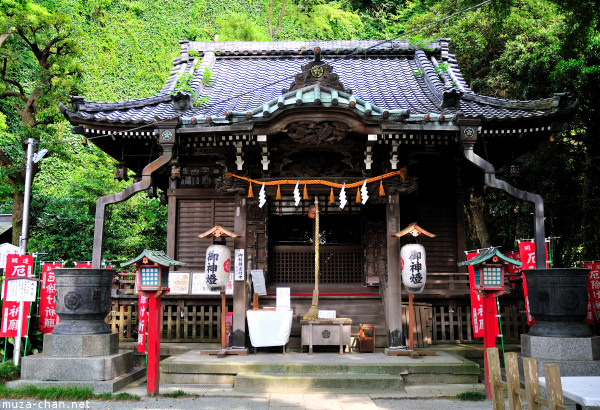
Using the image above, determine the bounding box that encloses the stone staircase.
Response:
[159,350,479,393]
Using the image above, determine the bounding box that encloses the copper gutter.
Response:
[92,143,173,268]
[463,146,546,269]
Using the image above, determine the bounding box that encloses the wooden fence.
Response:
[108,298,226,342]
[431,304,529,343]
[107,297,528,344]
[487,347,567,410]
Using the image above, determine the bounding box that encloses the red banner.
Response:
[0,254,35,337]
[137,292,149,352]
[522,272,536,326]
[517,241,549,270]
[583,262,600,325]
[38,262,62,333]
[505,251,520,290]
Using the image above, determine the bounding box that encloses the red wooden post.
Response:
[147,293,161,396]
[482,294,497,399]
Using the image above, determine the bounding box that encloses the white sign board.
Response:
[5,279,37,302]
[318,310,336,319]
[276,287,290,311]
[168,271,190,295]
[0,243,20,270]
[234,249,245,281]
[191,272,233,295]
[251,269,267,296]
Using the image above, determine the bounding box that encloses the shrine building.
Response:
[60,40,575,348]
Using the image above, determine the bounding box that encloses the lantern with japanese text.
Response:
[400,243,427,294]
[205,243,231,289]
[394,222,436,295]
[198,224,241,290]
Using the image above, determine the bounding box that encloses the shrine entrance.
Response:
[268,196,386,287]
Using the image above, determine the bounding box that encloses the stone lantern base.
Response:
[519,334,600,377]
[6,333,144,394]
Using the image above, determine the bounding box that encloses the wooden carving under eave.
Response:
[285,47,350,93]
[198,224,241,239]
[286,121,349,145]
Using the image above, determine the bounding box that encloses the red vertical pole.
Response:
[482,294,497,399]
[147,293,161,396]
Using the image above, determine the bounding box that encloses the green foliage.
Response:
[456,390,487,401]
[0,384,139,400]
[162,389,198,398]
[216,12,271,41]
[0,361,20,385]
[292,1,363,40]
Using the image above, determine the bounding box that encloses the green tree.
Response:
[0,0,81,246]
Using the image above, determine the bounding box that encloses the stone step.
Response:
[233,371,404,393]
[160,351,480,387]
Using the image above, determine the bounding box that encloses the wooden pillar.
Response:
[166,178,178,258]
[386,192,403,347]
[232,194,247,347]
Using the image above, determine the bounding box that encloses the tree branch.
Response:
[2,77,27,102]
[273,0,287,39]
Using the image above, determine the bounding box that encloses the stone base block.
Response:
[521,334,600,361]
[43,333,119,357]
[6,367,145,394]
[21,350,133,381]
[518,354,600,377]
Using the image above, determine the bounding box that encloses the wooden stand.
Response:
[387,294,436,359]
[201,291,248,357]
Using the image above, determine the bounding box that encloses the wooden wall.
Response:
[175,197,236,271]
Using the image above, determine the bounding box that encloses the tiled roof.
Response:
[120,249,186,268]
[457,247,522,267]
[61,39,575,128]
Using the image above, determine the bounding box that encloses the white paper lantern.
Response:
[400,243,427,294]
[205,244,231,290]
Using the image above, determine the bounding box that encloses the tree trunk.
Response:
[11,191,24,246]
[470,193,491,248]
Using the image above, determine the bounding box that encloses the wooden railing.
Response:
[270,245,364,284]
[487,347,567,410]
[108,298,226,342]
[432,304,528,343]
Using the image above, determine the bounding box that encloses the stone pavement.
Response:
[75,382,500,409]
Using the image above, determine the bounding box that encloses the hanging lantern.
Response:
[198,224,241,291]
[205,241,231,290]
[400,243,427,294]
[115,162,129,182]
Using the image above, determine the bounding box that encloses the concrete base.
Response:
[8,332,144,395]
[21,349,134,381]
[520,334,600,377]
[6,367,145,394]
[43,333,119,357]
[521,334,600,361]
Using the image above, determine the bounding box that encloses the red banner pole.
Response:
[146,293,161,396]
